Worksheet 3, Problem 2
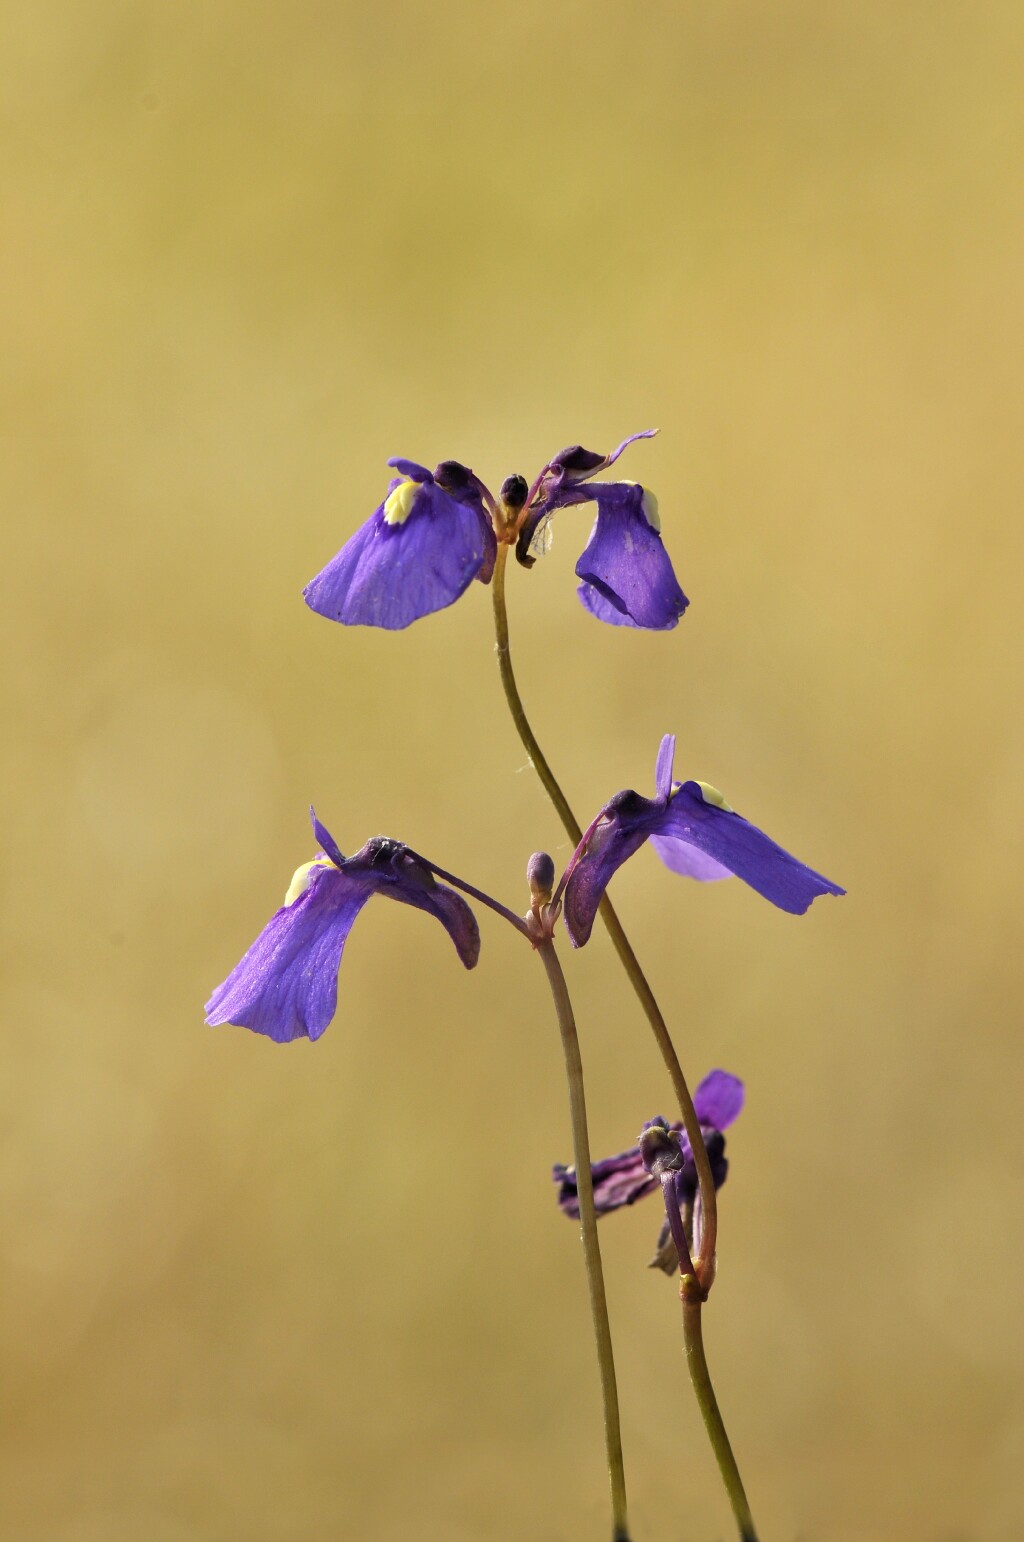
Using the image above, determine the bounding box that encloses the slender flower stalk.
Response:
[491,534,762,1538]
[681,1288,759,1542]
[407,851,531,938]
[536,935,631,1542]
[411,852,630,1541]
[640,1123,759,1542]
[490,540,720,1285]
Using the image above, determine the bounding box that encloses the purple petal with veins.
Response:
[657,782,846,914]
[574,484,687,631]
[562,738,844,944]
[310,808,346,868]
[553,1148,657,1220]
[205,866,372,1043]
[654,734,676,800]
[207,831,480,1042]
[304,477,494,630]
[561,796,660,947]
[576,583,640,626]
[649,834,733,881]
[691,1070,745,1138]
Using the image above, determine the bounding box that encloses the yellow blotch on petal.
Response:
[694,780,734,813]
[640,488,661,533]
[620,480,662,532]
[284,855,336,906]
[382,478,420,527]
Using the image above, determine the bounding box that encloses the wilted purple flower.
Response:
[205,811,480,1042]
[516,430,688,630]
[304,458,497,630]
[553,1070,743,1268]
[562,734,845,946]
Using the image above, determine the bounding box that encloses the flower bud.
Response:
[500,474,528,511]
[527,850,556,901]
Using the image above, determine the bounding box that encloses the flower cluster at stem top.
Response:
[302,430,688,632]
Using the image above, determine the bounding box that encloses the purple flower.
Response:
[562,734,845,946]
[205,811,480,1043]
[303,433,687,632]
[553,1070,743,1268]
[303,459,497,630]
[516,431,688,630]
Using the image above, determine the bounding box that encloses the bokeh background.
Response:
[3,2,1022,1538]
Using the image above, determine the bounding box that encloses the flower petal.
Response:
[565,745,843,940]
[517,431,658,567]
[575,582,640,626]
[649,833,733,881]
[574,485,688,630]
[384,875,481,969]
[347,840,481,969]
[303,481,491,630]
[205,866,372,1043]
[386,457,433,480]
[658,783,846,914]
[654,734,676,801]
[599,428,659,473]
[310,807,346,868]
[692,1069,745,1132]
[548,429,658,484]
[432,460,499,584]
[561,796,662,947]
[553,1147,657,1219]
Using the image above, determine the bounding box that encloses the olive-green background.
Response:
[4,3,1022,1539]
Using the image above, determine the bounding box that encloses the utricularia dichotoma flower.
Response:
[563,734,845,946]
[553,1069,744,1272]
[303,431,687,632]
[205,811,479,1043]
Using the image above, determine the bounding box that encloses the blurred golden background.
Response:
[4,2,1022,1538]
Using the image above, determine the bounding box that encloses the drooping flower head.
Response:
[562,735,845,946]
[553,1069,744,1270]
[205,810,479,1042]
[303,432,687,632]
[515,430,688,630]
[304,459,496,630]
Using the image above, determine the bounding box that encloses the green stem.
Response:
[490,541,719,1281]
[681,1285,759,1542]
[536,937,630,1542]
[492,538,760,1538]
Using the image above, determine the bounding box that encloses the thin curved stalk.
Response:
[649,1166,760,1540]
[681,1285,759,1542]
[414,848,630,1536]
[536,936,631,1542]
[409,851,531,938]
[490,542,718,1281]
